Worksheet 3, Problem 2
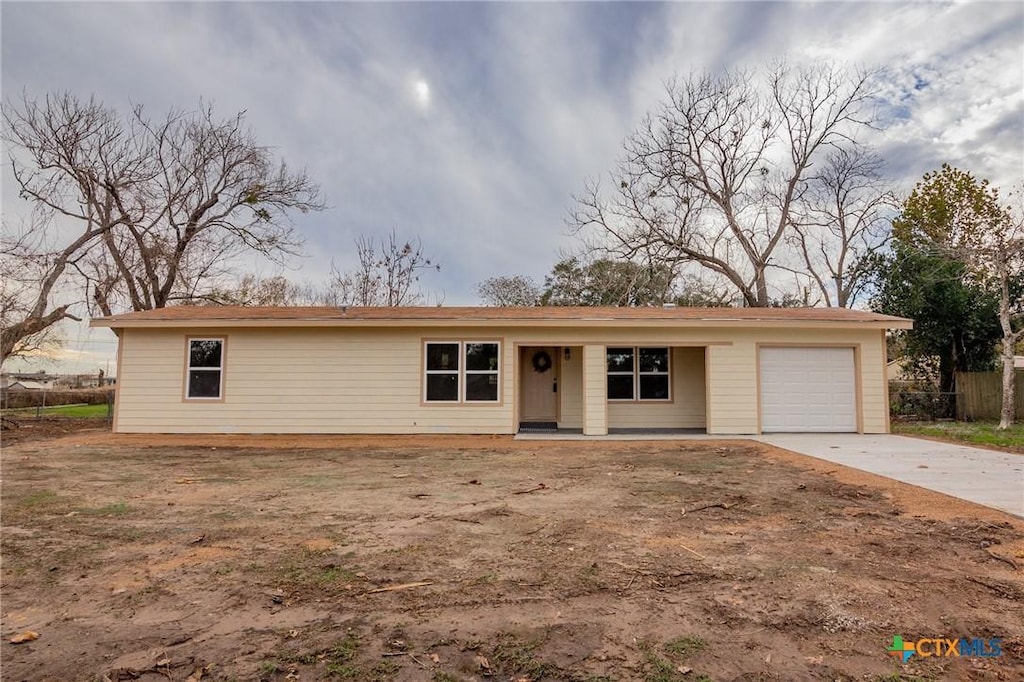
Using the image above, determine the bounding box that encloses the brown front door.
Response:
[520,347,558,422]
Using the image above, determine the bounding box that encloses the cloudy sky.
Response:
[2,1,1022,373]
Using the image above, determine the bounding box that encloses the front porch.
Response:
[516,343,707,436]
[514,427,711,440]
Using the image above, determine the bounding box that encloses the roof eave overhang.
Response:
[90,317,913,330]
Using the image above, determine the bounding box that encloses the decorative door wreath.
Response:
[531,350,553,373]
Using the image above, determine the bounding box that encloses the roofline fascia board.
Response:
[90,318,913,330]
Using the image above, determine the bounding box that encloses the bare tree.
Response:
[1,216,75,361]
[1,94,142,361]
[570,63,879,307]
[787,147,896,307]
[476,275,540,306]
[184,273,307,306]
[3,92,325,318]
[326,231,441,306]
[183,231,442,308]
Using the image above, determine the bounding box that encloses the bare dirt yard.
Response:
[2,430,1023,682]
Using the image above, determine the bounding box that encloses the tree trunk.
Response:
[0,305,71,363]
[755,275,769,307]
[999,338,1015,429]
[998,274,1016,429]
[939,349,956,419]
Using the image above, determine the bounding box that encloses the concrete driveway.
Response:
[755,434,1024,518]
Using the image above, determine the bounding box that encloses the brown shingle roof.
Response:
[91,305,911,328]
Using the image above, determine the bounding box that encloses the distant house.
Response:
[886,357,913,382]
[3,372,56,390]
[6,380,52,392]
[92,306,912,436]
[54,373,109,389]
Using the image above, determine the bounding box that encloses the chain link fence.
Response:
[889,383,957,421]
[1,387,114,421]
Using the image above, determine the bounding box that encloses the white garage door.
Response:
[759,347,857,433]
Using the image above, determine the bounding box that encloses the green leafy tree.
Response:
[872,245,999,393]
[538,257,739,307]
[871,166,1012,416]
[539,258,675,306]
[892,165,1023,427]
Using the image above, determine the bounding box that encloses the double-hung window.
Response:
[424,341,500,403]
[186,338,225,399]
[607,347,636,400]
[607,346,670,401]
[464,342,500,402]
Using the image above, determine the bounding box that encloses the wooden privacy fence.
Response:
[955,371,1024,420]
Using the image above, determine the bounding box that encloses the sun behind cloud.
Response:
[412,78,431,110]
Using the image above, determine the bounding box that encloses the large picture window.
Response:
[425,341,500,403]
[186,338,225,399]
[607,346,670,401]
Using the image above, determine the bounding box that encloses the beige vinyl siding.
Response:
[558,347,583,429]
[607,347,705,429]
[116,327,514,434]
[582,344,608,435]
[112,323,890,435]
[704,327,887,435]
[858,334,887,433]
[706,341,761,435]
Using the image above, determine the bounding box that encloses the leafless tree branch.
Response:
[569,62,882,307]
[3,92,325,338]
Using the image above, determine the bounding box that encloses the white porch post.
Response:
[582,344,608,436]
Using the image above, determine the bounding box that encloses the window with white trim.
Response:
[607,347,635,400]
[607,346,670,401]
[425,341,500,403]
[186,338,224,399]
